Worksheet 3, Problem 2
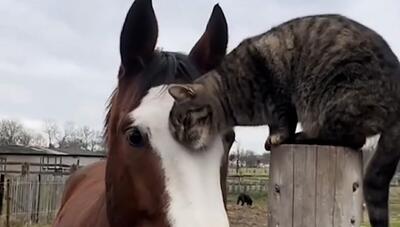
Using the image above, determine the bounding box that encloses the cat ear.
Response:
[119,0,158,74]
[168,85,197,102]
[189,4,228,73]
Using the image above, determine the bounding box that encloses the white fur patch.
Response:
[129,86,229,227]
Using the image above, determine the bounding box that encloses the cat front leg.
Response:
[264,108,297,150]
[265,126,293,150]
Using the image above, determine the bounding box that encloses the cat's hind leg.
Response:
[294,89,389,149]
[364,119,400,227]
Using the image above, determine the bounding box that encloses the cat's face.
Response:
[168,83,221,150]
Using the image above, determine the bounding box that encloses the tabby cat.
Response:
[168,14,400,227]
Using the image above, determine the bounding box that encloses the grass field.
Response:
[227,192,268,227]
[227,187,400,227]
[361,222,400,227]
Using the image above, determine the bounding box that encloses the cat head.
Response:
[168,76,225,150]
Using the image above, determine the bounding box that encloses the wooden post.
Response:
[0,174,4,215]
[5,179,10,227]
[268,144,363,227]
[35,174,42,223]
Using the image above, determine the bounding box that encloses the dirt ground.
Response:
[227,203,268,227]
[226,187,400,227]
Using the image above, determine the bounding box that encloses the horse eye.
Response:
[127,127,145,147]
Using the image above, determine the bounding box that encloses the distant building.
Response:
[0,145,106,175]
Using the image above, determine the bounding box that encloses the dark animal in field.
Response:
[168,14,400,227]
[237,193,253,206]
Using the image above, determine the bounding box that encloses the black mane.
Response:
[139,51,200,87]
[104,51,200,143]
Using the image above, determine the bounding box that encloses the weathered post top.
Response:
[268,144,363,227]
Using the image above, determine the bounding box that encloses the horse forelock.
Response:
[104,51,200,146]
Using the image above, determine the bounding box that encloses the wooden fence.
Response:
[0,174,68,227]
[3,146,391,227]
[228,182,268,193]
[227,175,269,193]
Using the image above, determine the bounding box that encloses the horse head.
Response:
[104,0,230,226]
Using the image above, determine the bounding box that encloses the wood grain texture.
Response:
[268,145,294,227]
[293,145,316,227]
[268,144,363,227]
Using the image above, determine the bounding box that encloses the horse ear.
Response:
[120,0,158,74]
[189,4,228,73]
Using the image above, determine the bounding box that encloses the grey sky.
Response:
[1,0,399,153]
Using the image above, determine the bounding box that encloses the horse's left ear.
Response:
[120,0,158,74]
[189,4,228,73]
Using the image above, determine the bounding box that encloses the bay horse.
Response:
[52,0,235,226]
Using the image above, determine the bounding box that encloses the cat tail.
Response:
[364,117,400,227]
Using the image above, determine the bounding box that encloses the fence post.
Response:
[268,144,363,227]
[6,179,10,227]
[0,174,4,215]
[35,174,42,223]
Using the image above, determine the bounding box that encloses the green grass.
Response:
[361,222,400,227]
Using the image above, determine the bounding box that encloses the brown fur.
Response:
[53,0,232,226]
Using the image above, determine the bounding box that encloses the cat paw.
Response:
[265,133,287,150]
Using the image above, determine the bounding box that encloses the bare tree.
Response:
[78,126,104,152]
[0,119,105,151]
[43,120,60,148]
[88,130,104,152]
[17,129,33,146]
[0,119,23,145]
[31,133,47,147]
[55,123,105,152]
[235,143,242,174]
[79,126,93,151]
[242,150,258,167]
[59,121,78,149]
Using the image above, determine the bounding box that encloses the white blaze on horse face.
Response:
[129,86,230,227]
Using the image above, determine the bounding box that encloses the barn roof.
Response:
[0,145,106,158]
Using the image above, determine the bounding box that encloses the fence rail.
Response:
[227,175,269,193]
[228,183,268,193]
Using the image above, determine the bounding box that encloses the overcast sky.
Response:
[1,0,399,153]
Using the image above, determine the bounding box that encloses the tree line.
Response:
[0,119,105,152]
[229,145,270,168]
